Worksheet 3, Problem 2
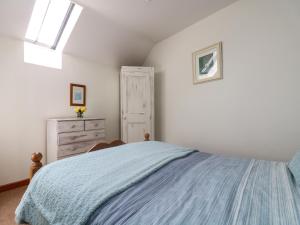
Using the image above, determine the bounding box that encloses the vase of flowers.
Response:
[74,107,86,118]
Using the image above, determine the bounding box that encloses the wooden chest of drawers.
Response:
[47,118,105,163]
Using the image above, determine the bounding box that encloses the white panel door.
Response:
[121,67,154,143]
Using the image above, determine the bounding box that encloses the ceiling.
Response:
[0,0,237,67]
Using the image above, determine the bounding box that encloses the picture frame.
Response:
[192,42,223,84]
[70,83,86,106]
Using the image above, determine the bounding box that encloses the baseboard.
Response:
[0,179,29,193]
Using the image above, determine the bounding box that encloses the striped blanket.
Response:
[87,152,300,225]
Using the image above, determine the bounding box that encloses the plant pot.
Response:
[77,112,83,118]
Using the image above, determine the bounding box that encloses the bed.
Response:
[16,135,300,225]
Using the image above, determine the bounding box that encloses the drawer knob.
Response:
[70,135,86,140]
[94,124,99,127]
[71,125,76,128]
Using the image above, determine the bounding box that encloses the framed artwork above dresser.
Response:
[47,117,105,163]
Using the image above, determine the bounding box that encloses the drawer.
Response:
[58,141,99,158]
[58,130,105,145]
[85,120,105,131]
[57,121,84,133]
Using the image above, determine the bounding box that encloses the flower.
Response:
[74,107,86,113]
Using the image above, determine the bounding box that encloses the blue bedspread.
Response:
[87,152,300,225]
[15,141,195,225]
[16,141,300,225]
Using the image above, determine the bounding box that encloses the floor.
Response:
[0,186,27,225]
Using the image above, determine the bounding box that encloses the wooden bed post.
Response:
[29,152,43,180]
[144,133,150,141]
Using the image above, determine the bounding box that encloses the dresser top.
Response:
[47,117,105,121]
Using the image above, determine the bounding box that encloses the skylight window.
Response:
[26,0,82,50]
[24,0,82,69]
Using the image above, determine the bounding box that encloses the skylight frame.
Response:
[24,0,82,69]
[25,0,79,50]
[51,3,75,50]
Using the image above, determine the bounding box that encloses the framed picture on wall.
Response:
[70,83,86,106]
[192,42,223,84]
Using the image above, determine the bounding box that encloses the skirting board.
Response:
[0,179,29,193]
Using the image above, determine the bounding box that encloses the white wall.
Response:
[0,37,120,185]
[144,0,300,161]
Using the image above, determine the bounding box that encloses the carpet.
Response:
[0,186,27,225]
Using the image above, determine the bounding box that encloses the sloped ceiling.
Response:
[0,0,237,67]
